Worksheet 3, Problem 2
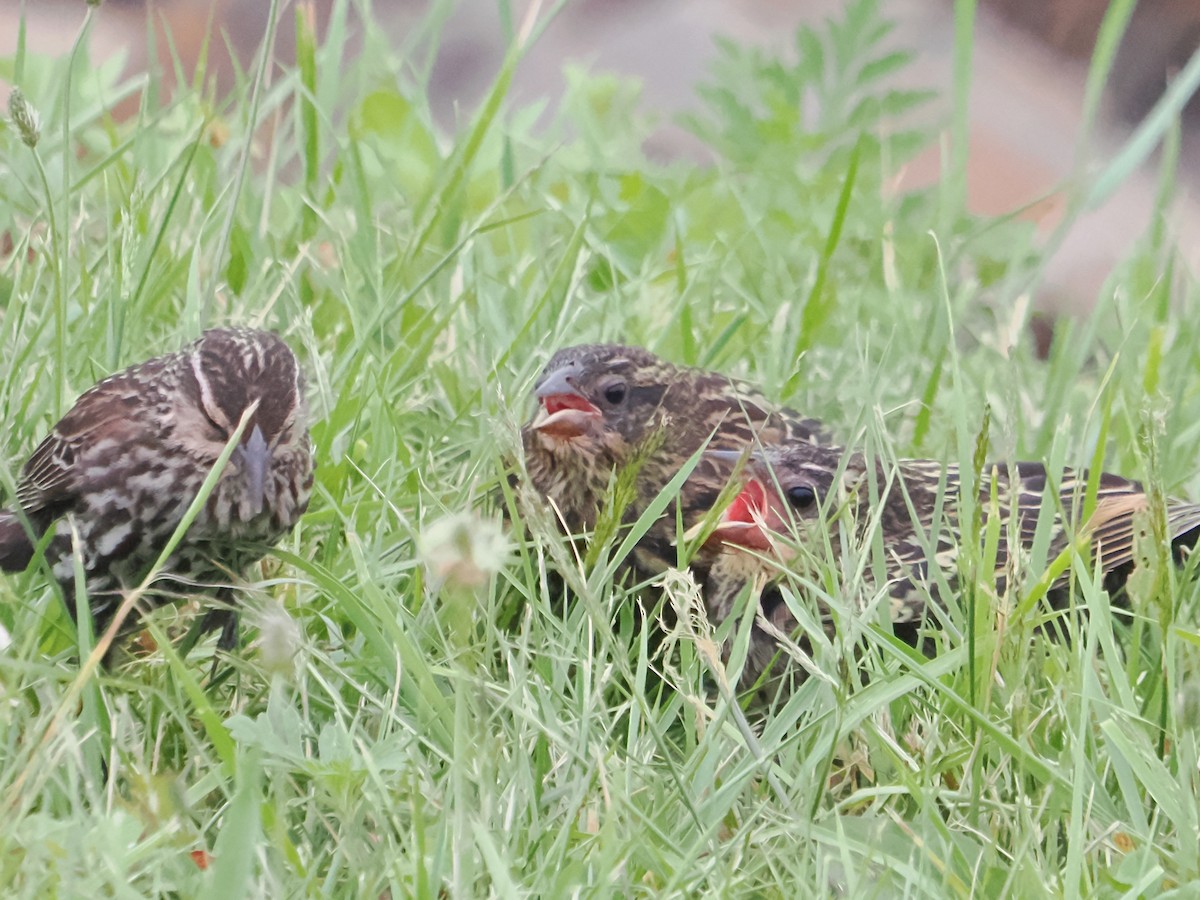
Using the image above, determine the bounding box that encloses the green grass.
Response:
[1,0,1199,894]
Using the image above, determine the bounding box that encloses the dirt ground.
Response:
[2,0,1198,312]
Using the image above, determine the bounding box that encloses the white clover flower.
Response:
[255,603,303,677]
[418,511,512,590]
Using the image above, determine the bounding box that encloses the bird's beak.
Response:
[704,447,770,468]
[532,368,601,439]
[704,520,774,552]
[703,449,746,465]
[701,479,775,551]
[533,366,578,400]
[236,424,271,518]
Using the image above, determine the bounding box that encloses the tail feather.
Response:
[1168,504,1200,562]
[1080,497,1200,576]
[0,511,36,571]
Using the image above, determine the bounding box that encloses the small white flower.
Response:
[255,603,302,677]
[0,623,10,653]
[418,511,512,590]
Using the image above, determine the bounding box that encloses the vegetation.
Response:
[0,0,1198,894]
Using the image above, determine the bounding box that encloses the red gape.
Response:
[723,479,768,525]
[542,394,599,416]
[533,393,602,440]
[703,479,775,552]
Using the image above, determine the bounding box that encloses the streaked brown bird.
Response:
[698,443,1200,692]
[0,327,314,653]
[521,343,832,575]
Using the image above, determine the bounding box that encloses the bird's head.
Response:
[180,328,309,521]
[526,344,676,457]
[699,446,833,556]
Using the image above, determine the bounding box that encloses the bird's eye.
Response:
[201,415,225,439]
[787,485,816,510]
[201,408,228,438]
[603,382,627,405]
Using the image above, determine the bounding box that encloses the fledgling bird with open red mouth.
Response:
[520,343,832,576]
[696,443,1200,693]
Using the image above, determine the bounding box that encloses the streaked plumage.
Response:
[521,343,832,574]
[0,327,314,652]
[700,443,1200,692]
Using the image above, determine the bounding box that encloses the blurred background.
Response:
[3,0,1198,315]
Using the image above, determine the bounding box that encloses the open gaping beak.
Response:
[690,479,775,552]
[235,424,271,518]
[531,367,601,440]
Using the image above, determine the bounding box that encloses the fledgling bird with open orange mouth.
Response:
[695,443,1200,694]
[520,343,832,576]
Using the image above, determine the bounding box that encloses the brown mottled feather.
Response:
[0,328,314,654]
[520,344,832,575]
[701,442,1200,693]
[18,378,154,514]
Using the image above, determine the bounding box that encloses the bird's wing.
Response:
[17,431,80,513]
[990,463,1200,583]
[1083,492,1150,572]
[981,464,1147,582]
[1085,495,1200,573]
[850,457,1200,598]
[1166,503,1200,555]
[16,368,162,514]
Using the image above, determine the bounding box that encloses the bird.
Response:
[695,443,1200,693]
[520,343,833,576]
[0,327,315,655]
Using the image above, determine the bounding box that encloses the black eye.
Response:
[787,485,816,510]
[603,383,627,405]
[200,406,229,438]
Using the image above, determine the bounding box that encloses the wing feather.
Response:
[16,432,79,512]
[14,365,165,514]
[884,459,1199,591]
